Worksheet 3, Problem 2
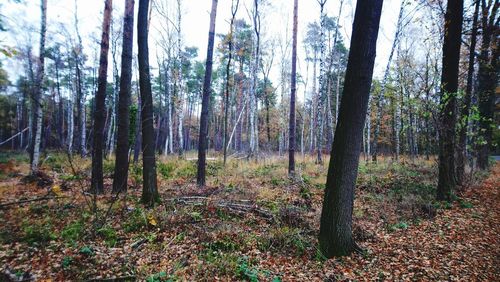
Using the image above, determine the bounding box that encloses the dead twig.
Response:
[0,196,67,209]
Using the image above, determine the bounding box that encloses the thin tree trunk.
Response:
[371,1,405,162]
[476,0,498,169]
[30,0,47,175]
[316,0,327,164]
[289,0,298,175]
[91,0,113,194]
[197,0,218,186]
[223,0,239,166]
[319,0,383,258]
[113,0,135,193]
[138,0,159,206]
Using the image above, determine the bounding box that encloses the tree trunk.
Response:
[319,0,383,258]
[436,0,463,201]
[138,0,159,206]
[371,1,405,162]
[197,0,218,186]
[91,0,113,194]
[113,0,135,193]
[476,0,498,170]
[288,0,298,176]
[316,0,327,164]
[223,0,239,166]
[30,0,47,175]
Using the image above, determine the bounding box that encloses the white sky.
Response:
[1,0,409,94]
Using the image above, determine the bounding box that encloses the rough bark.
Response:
[138,0,159,206]
[113,0,135,193]
[457,0,479,185]
[197,0,218,186]
[91,0,113,194]
[289,0,298,176]
[436,0,463,201]
[476,0,498,169]
[319,0,383,258]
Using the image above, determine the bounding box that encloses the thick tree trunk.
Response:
[138,0,159,206]
[436,0,463,201]
[112,0,135,193]
[319,0,383,258]
[30,0,47,175]
[288,0,298,176]
[197,0,218,186]
[91,0,112,194]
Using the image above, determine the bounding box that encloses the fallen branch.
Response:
[86,276,136,282]
[0,127,28,146]
[164,196,275,222]
[0,196,67,209]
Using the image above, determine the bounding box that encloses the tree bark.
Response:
[319,0,383,258]
[197,0,218,186]
[138,0,159,206]
[288,0,298,176]
[223,0,239,166]
[371,1,405,162]
[315,0,327,164]
[476,0,498,170]
[436,0,463,201]
[30,0,47,175]
[457,0,479,185]
[113,0,135,193]
[91,0,113,194]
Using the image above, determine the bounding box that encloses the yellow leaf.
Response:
[51,185,63,196]
[147,214,157,226]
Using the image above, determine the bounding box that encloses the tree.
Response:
[436,0,463,201]
[223,0,240,166]
[315,0,327,164]
[29,0,47,175]
[112,0,135,193]
[138,0,159,206]
[457,0,479,185]
[90,0,113,194]
[288,0,298,176]
[197,0,218,186]
[476,0,498,169]
[371,0,406,163]
[248,0,261,157]
[319,0,383,257]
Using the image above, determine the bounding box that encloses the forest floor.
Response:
[0,151,498,281]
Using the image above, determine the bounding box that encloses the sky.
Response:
[0,0,408,94]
